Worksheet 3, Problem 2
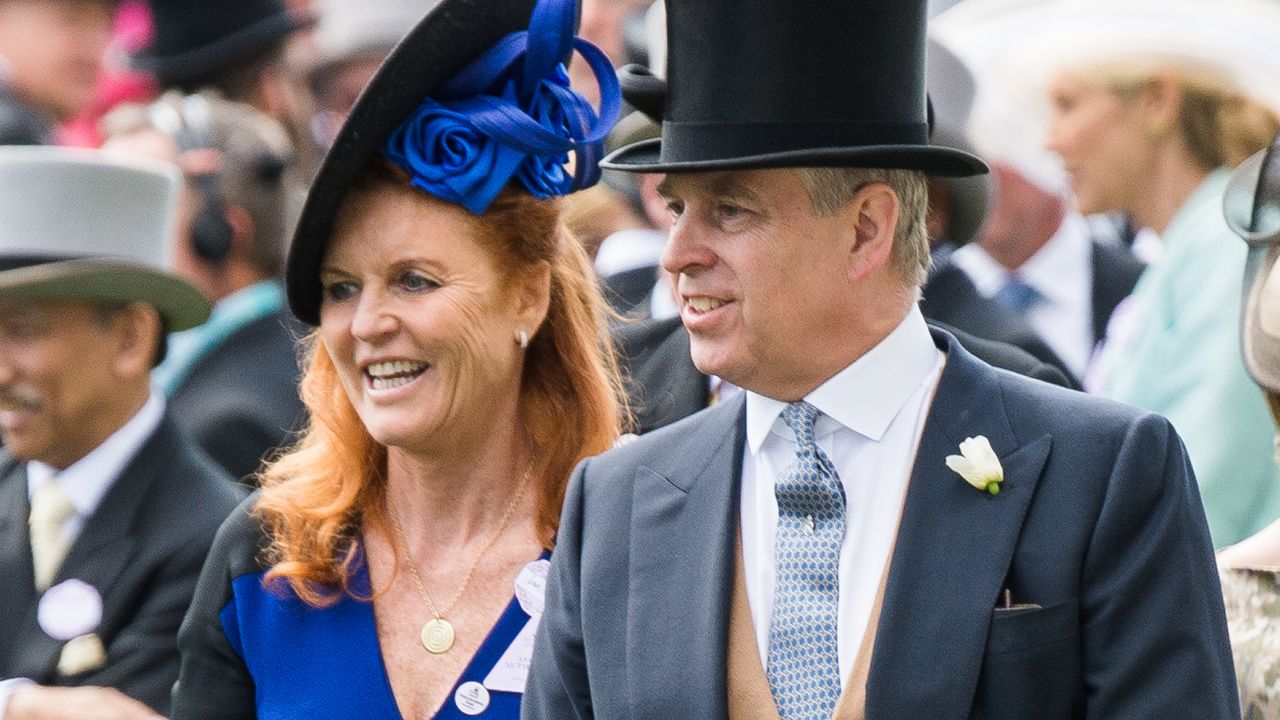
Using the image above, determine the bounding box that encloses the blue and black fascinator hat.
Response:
[286,0,620,326]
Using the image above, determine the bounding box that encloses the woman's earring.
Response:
[516,329,529,349]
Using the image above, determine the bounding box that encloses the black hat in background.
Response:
[602,0,986,177]
[133,0,315,86]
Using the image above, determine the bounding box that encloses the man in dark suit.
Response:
[0,147,241,718]
[946,160,1145,381]
[523,1,1236,718]
[104,91,306,482]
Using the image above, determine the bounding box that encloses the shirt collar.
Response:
[27,393,166,517]
[746,305,937,453]
[948,244,1008,297]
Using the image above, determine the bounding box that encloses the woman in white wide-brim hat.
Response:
[935,0,1280,549]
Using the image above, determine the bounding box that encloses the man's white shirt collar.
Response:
[27,393,166,519]
[746,305,938,452]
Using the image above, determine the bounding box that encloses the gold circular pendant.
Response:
[421,618,455,654]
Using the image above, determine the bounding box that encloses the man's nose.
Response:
[660,215,716,276]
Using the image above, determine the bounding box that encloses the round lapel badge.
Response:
[454,681,490,716]
[38,579,103,641]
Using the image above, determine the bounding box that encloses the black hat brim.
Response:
[286,0,542,326]
[601,137,989,178]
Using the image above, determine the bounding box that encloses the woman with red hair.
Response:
[170,0,625,717]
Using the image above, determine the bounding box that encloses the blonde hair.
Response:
[796,167,930,287]
[255,166,627,606]
[1100,62,1280,170]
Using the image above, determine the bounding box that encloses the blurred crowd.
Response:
[1,0,1280,717]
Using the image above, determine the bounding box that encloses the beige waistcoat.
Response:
[725,531,892,720]
[726,374,933,720]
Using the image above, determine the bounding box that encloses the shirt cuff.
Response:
[0,679,35,720]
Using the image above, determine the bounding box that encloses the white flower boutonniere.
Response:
[946,436,1004,495]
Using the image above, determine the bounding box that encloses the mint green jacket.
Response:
[1096,169,1280,547]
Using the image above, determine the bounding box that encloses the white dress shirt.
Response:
[951,214,1095,377]
[741,306,944,684]
[1,393,165,718]
[26,392,165,547]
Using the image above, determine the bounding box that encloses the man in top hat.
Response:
[0,147,241,719]
[131,0,317,180]
[0,0,119,145]
[523,0,1237,717]
[103,91,306,483]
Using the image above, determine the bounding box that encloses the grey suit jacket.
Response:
[524,329,1236,719]
[0,416,242,713]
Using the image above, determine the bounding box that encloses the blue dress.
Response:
[170,500,544,719]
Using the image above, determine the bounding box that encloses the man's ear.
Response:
[109,303,164,379]
[848,182,900,282]
[514,260,553,341]
[224,204,255,262]
[1138,73,1184,139]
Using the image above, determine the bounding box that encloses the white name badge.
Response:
[514,559,550,617]
[38,579,103,642]
[482,615,539,694]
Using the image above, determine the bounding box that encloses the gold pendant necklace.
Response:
[387,468,531,655]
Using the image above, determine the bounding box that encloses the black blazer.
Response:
[169,307,306,483]
[0,416,242,714]
[615,316,1074,435]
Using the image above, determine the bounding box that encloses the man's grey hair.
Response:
[796,167,930,287]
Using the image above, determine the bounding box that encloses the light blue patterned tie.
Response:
[993,276,1041,314]
[767,401,845,720]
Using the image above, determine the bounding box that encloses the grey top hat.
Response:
[0,146,211,330]
[309,0,443,76]
[1226,130,1280,394]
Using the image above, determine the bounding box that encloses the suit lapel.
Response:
[7,419,174,680]
[1089,242,1116,346]
[0,455,36,669]
[627,399,745,718]
[866,332,1051,720]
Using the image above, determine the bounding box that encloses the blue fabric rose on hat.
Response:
[382,0,620,214]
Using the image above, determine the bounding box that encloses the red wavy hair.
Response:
[255,165,627,606]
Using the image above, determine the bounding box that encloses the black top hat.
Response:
[603,0,986,177]
[285,0,617,325]
[132,0,315,86]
